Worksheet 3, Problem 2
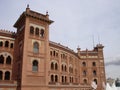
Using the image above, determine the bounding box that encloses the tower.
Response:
[13,6,53,90]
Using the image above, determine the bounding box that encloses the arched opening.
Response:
[93,70,97,76]
[6,56,11,65]
[50,51,52,56]
[35,27,39,36]
[5,41,9,47]
[0,41,3,47]
[82,62,86,66]
[62,65,64,71]
[5,71,10,80]
[51,75,54,82]
[10,43,14,48]
[92,62,96,66]
[55,75,58,82]
[94,79,97,84]
[33,42,39,53]
[51,62,54,70]
[55,63,58,70]
[30,26,34,35]
[32,60,38,72]
[83,79,87,84]
[0,55,4,64]
[72,77,73,83]
[62,76,64,83]
[0,71,3,80]
[65,65,67,72]
[65,76,67,83]
[40,29,44,37]
[83,70,87,76]
[53,51,55,56]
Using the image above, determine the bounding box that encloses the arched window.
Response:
[32,60,38,72]
[62,76,64,83]
[83,70,87,76]
[69,77,71,83]
[5,41,9,47]
[6,56,11,65]
[5,71,10,80]
[40,29,44,37]
[93,70,97,76]
[83,79,87,84]
[0,55,4,64]
[0,41,3,47]
[0,71,3,80]
[35,28,39,36]
[65,76,67,83]
[92,62,96,66]
[10,43,14,48]
[30,26,34,34]
[62,65,64,71]
[50,51,52,56]
[51,75,54,82]
[82,62,86,66]
[33,42,39,53]
[72,77,73,83]
[51,62,54,70]
[55,63,58,70]
[65,65,67,72]
[55,75,58,82]
[94,79,97,84]
[53,51,55,56]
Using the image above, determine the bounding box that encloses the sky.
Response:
[0,0,120,79]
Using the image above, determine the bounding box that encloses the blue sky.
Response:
[0,0,120,78]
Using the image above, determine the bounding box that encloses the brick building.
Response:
[0,6,106,90]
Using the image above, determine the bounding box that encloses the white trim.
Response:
[0,36,15,40]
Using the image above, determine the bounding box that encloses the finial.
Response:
[27,4,29,8]
[46,10,49,15]
[77,45,80,51]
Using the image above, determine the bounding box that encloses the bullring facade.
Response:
[0,6,106,90]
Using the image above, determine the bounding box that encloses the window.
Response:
[82,62,86,66]
[10,43,14,48]
[30,26,34,34]
[65,76,67,83]
[92,62,96,66]
[93,70,97,76]
[40,29,44,37]
[5,41,9,47]
[0,55,4,64]
[83,70,87,76]
[94,79,97,84]
[51,62,54,70]
[62,65,64,71]
[53,51,55,56]
[0,71,3,80]
[50,51,52,56]
[35,27,39,36]
[65,65,67,72]
[0,41,3,47]
[71,77,73,83]
[51,75,54,82]
[32,60,38,72]
[55,75,58,82]
[62,76,64,83]
[6,56,11,65]
[83,79,87,84]
[5,71,10,80]
[55,63,58,70]
[33,42,39,53]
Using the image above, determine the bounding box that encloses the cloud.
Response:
[105,57,120,66]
